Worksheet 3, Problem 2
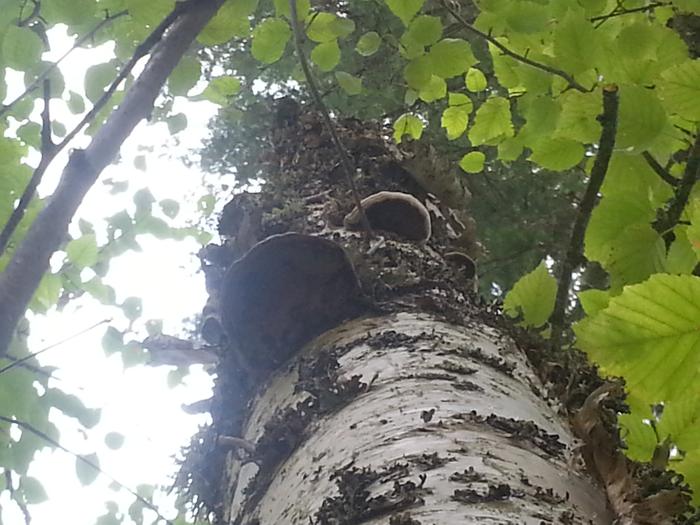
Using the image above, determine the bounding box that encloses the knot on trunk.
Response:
[220,233,365,371]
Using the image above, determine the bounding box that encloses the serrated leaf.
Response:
[441,105,471,140]
[553,10,599,74]
[83,277,116,305]
[385,0,424,25]
[104,432,125,450]
[251,18,291,64]
[465,68,487,92]
[666,227,698,274]
[504,1,550,33]
[555,90,601,144]
[575,274,700,409]
[2,26,44,70]
[335,71,362,95]
[356,31,381,56]
[616,85,667,152]
[76,453,100,486]
[168,56,201,96]
[65,234,99,269]
[658,60,700,121]
[311,40,341,71]
[418,75,446,102]
[428,38,476,79]
[402,15,442,50]
[274,0,310,19]
[17,122,41,149]
[393,113,423,143]
[198,0,257,44]
[468,96,513,146]
[529,138,584,170]
[503,261,557,328]
[459,151,485,173]
[577,289,610,316]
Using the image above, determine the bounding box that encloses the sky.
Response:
[1,23,226,525]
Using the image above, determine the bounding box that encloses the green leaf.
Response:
[306,13,355,43]
[83,277,116,305]
[403,55,432,90]
[616,86,667,152]
[553,9,599,74]
[575,274,700,408]
[459,151,485,173]
[2,26,44,70]
[202,75,241,105]
[274,0,310,19]
[76,453,100,486]
[577,289,610,316]
[251,18,291,64]
[159,199,180,219]
[428,38,476,79]
[102,327,124,355]
[133,155,147,171]
[85,62,116,103]
[504,1,550,33]
[356,31,381,56]
[465,67,487,92]
[311,40,341,71]
[689,198,700,259]
[529,138,584,170]
[402,15,442,49]
[665,227,698,274]
[198,0,257,44]
[418,75,446,102]
[121,297,143,321]
[45,388,101,428]
[468,96,513,146]
[393,113,423,143]
[17,122,41,150]
[441,105,471,140]
[67,91,86,114]
[166,113,188,135]
[168,56,201,96]
[42,0,96,25]
[65,234,99,269]
[554,90,601,144]
[385,0,424,25]
[20,476,48,504]
[104,432,125,450]
[503,261,557,328]
[659,60,700,121]
[335,71,362,95]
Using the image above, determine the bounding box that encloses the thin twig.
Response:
[40,80,55,155]
[0,10,129,118]
[0,415,173,525]
[288,0,373,238]
[0,7,179,257]
[0,318,110,376]
[439,0,588,93]
[4,469,32,525]
[590,2,670,25]
[550,85,619,351]
[643,151,678,186]
[654,133,700,243]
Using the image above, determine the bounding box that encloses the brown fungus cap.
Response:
[344,191,431,243]
[444,251,477,279]
[220,233,365,371]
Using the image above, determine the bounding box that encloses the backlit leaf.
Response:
[251,18,291,64]
[504,261,556,328]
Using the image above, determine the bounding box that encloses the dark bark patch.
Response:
[452,483,513,504]
[405,452,456,471]
[450,466,486,483]
[458,346,516,376]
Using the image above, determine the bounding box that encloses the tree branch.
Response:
[0,10,129,119]
[288,0,373,238]
[439,0,588,93]
[0,415,173,525]
[550,86,619,351]
[590,2,670,25]
[643,150,678,187]
[0,0,226,358]
[654,132,700,242]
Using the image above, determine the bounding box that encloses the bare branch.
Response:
[0,415,173,525]
[0,0,226,358]
[643,151,678,187]
[550,85,620,351]
[288,0,373,238]
[439,0,589,93]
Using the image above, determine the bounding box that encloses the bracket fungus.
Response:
[444,251,477,280]
[344,191,431,243]
[220,233,365,371]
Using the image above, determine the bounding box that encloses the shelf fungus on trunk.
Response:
[220,232,367,373]
[343,191,431,243]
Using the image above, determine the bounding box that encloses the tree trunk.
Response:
[179,101,613,524]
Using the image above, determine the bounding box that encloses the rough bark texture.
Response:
[176,100,691,524]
